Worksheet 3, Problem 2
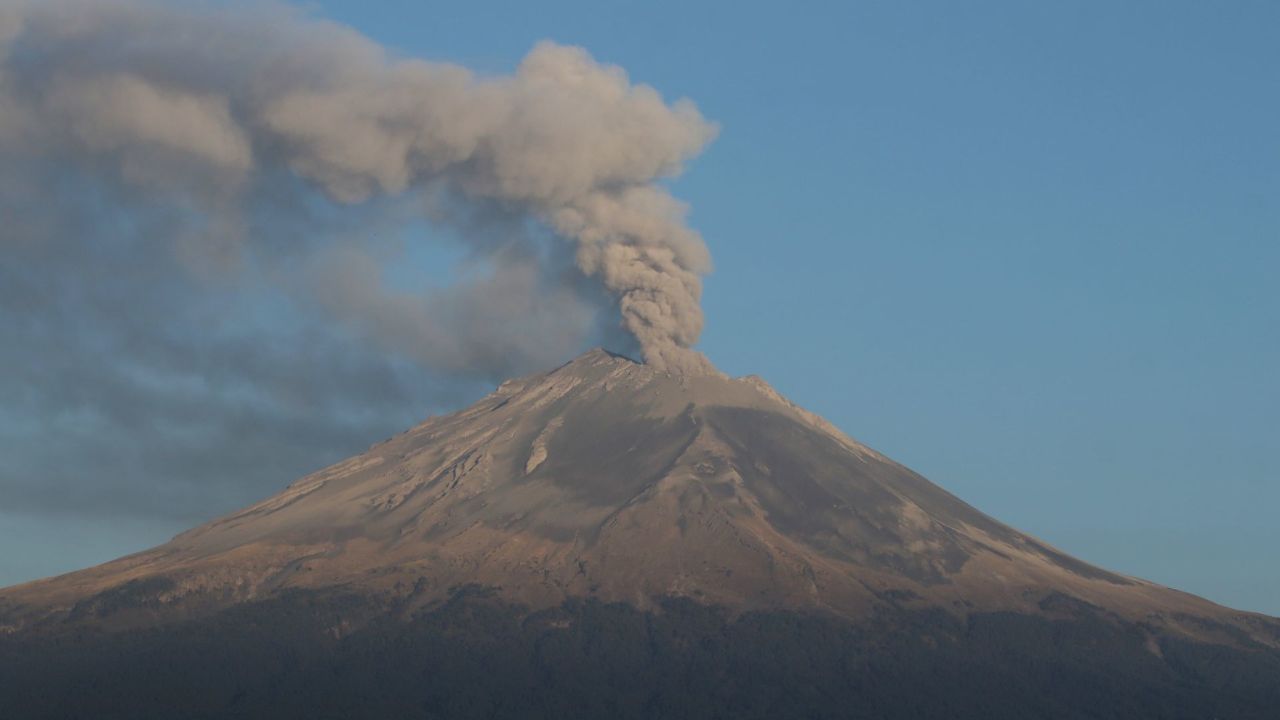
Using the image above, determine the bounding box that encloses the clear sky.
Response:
[2,0,1276,615]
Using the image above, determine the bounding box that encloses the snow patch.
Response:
[525,417,564,475]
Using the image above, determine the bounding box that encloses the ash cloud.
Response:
[0,0,716,527]
[2,0,717,371]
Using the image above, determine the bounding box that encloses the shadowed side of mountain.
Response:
[2,586,1279,720]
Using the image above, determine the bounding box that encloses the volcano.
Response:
[2,349,1278,718]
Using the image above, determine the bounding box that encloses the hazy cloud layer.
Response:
[0,0,715,524]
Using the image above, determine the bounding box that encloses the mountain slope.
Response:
[1,349,1278,719]
[2,349,1273,641]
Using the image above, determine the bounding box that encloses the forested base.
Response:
[2,587,1278,720]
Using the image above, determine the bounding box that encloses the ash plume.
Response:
[0,0,716,528]
[0,0,717,373]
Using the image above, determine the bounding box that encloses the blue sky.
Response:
[2,0,1276,615]
[312,0,1278,612]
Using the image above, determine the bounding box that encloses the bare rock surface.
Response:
[2,348,1276,651]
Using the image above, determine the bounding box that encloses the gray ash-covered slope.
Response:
[4,349,1280,719]
[1,348,1274,645]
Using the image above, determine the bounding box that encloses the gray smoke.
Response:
[0,0,717,539]
[0,0,718,373]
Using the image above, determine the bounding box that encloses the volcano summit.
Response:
[2,350,1277,718]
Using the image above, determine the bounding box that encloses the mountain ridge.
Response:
[2,348,1275,652]
[4,348,1280,719]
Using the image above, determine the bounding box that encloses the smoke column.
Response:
[0,0,718,374]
